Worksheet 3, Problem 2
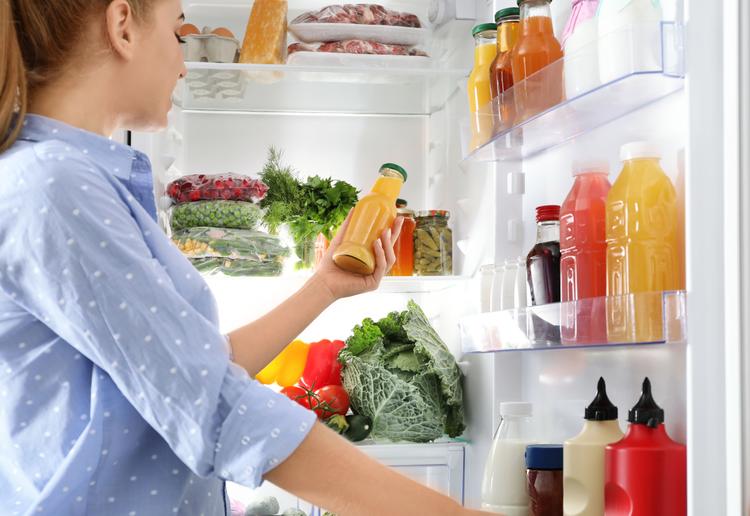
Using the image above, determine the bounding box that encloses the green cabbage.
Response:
[339,301,465,442]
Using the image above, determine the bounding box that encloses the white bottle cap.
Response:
[572,160,610,177]
[620,141,662,161]
[500,401,533,417]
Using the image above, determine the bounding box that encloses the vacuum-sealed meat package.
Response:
[291,4,421,27]
[166,174,269,204]
[288,40,428,56]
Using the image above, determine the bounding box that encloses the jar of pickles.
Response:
[390,199,416,276]
[414,210,453,276]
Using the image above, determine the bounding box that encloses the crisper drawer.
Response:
[227,441,466,515]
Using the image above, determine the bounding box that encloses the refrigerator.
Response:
[131,0,750,513]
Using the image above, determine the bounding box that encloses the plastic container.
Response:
[605,142,682,343]
[511,0,564,120]
[604,378,686,516]
[468,24,498,150]
[181,26,240,63]
[598,0,663,84]
[527,205,561,306]
[563,377,623,516]
[526,444,564,516]
[333,163,407,275]
[564,17,599,98]
[560,161,611,344]
[481,402,536,515]
[390,199,416,276]
[414,210,453,276]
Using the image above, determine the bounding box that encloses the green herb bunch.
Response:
[259,148,359,269]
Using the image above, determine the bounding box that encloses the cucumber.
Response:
[343,415,372,442]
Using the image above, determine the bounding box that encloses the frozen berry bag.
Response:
[166,174,269,204]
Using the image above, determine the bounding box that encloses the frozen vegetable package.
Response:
[190,257,284,277]
[172,227,289,261]
[170,201,263,231]
[166,174,269,204]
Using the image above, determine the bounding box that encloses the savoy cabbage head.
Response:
[338,301,465,442]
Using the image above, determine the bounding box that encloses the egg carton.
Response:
[183,69,246,101]
[181,26,239,63]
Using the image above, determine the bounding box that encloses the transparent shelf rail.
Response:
[459,291,686,353]
[174,61,468,116]
[461,22,685,163]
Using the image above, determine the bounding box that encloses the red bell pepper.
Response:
[301,339,345,389]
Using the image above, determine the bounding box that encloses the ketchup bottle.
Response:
[604,378,686,516]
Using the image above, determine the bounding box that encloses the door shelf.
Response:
[459,290,686,353]
[461,21,684,163]
[173,61,468,116]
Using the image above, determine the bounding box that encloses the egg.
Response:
[179,23,200,37]
[211,27,235,39]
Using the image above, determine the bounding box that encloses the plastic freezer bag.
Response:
[172,227,289,260]
[166,174,269,204]
[170,201,263,231]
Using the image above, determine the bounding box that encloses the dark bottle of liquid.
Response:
[527,205,561,306]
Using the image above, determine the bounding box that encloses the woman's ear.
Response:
[105,0,136,60]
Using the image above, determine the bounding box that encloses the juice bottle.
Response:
[333,163,407,275]
[389,199,416,276]
[560,161,611,344]
[511,0,564,121]
[604,378,686,516]
[468,23,498,150]
[527,205,561,306]
[489,8,520,131]
[605,142,682,343]
[563,377,623,516]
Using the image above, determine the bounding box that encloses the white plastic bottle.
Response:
[481,402,536,515]
[598,0,663,84]
[563,377,624,516]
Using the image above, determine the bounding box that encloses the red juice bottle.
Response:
[560,162,611,344]
[527,205,561,306]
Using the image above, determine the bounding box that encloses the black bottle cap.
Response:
[584,377,619,421]
[627,377,665,428]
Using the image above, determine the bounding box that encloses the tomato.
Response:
[312,385,350,419]
[281,386,312,410]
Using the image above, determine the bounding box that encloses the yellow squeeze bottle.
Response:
[606,142,684,342]
[333,164,407,275]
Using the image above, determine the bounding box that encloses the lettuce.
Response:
[339,301,465,442]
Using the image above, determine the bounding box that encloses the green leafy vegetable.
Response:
[339,301,465,443]
[259,147,359,269]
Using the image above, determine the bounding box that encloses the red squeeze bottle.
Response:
[604,378,686,516]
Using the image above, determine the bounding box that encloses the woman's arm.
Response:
[228,216,404,377]
[265,423,490,516]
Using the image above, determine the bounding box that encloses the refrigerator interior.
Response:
[129,0,710,512]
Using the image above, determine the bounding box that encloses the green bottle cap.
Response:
[472,23,498,37]
[380,163,407,182]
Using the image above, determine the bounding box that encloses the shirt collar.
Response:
[18,114,137,183]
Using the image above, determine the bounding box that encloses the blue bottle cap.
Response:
[525,444,563,470]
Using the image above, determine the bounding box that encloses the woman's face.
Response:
[119,0,187,130]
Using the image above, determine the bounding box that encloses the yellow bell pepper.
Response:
[256,339,309,387]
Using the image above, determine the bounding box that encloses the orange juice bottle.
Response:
[606,143,683,343]
[489,8,520,131]
[333,163,407,275]
[511,0,564,121]
[468,23,498,150]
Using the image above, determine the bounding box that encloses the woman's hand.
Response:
[313,212,404,301]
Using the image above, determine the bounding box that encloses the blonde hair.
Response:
[0,0,153,152]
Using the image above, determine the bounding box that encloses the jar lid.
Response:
[535,205,560,222]
[525,444,563,470]
[380,163,408,182]
[396,198,408,208]
[472,23,497,37]
[416,210,450,219]
[495,7,520,22]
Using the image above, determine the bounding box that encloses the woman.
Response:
[0,1,490,515]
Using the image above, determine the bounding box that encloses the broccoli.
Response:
[345,318,384,356]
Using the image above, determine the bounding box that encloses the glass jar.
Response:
[390,199,416,276]
[525,444,563,516]
[414,210,453,276]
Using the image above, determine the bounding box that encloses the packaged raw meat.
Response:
[190,257,284,277]
[166,174,269,204]
[287,40,428,57]
[172,227,289,261]
[170,201,263,231]
[291,4,421,28]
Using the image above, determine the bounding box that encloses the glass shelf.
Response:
[459,291,686,353]
[461,21,685,163]
[173,61,468,116]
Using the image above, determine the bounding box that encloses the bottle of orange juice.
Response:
[511,0,564,121]
[333,163,407,275]
[468,23,498,150]
[606,142,683,343]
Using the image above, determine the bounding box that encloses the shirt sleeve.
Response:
[0,149,316,488]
